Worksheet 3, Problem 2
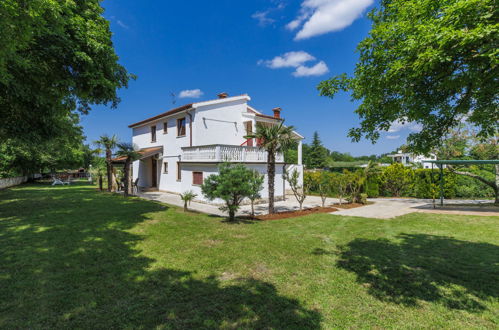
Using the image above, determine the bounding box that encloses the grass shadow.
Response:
[335,233,499,312]
[0,184,321,328]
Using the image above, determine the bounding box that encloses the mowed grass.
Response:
[0,183,498,329]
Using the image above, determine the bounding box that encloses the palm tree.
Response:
[94,134,118,192]
[115,143,141,197]
[246,122,295,214]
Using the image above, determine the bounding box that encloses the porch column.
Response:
[297,140,303,165]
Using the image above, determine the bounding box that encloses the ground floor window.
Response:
[163,162,168,173]
[177,162,181,181]
[192,171,203,185]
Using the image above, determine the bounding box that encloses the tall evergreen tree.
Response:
[308,131,328,169]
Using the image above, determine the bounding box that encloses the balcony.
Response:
[181,145,284,163]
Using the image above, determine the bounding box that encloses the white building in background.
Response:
[120,93,304,203]
[388,150,438,169]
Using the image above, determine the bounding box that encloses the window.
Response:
[193,172,203,185]
[177,117,186,136]
[176,162,181,181]
[163,162,168,173]
[151,125,157,142]
[163,121,168,134]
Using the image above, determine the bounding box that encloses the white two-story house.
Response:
[126,93,304,203]
[388,150,439,169]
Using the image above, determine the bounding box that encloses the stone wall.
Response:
[0,176,28,190]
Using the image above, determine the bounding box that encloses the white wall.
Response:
[176,163,285,204]
[193,99,250,146]
[0,176,27,189]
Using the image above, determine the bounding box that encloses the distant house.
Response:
[124,93,304,202]
[388,150,438,169]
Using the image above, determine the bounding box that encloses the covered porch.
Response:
[114,146,163,192]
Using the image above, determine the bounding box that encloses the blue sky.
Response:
[81,0,413,156]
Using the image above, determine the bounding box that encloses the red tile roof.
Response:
[128,104,193,128]
[255,113,283,121]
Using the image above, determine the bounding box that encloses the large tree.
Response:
[0,0,132,144]
[318,0,498,153]
[246,123,295,214]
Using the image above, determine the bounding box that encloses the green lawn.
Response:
[1,183,498,328]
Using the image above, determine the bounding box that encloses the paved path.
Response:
[332,198,498,219]
[138,191,339,217]
[137,192,497,219]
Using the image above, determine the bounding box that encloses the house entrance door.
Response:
[151,158,157,187]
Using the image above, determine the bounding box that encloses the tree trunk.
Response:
[495,164,499,205]
[267,150,276,214]
[98,175,103,191]
[106,149,113,192]
[228,209,235,221]
[123,159,130,197]
[251,200,255,218]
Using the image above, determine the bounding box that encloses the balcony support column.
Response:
[297,140,303,165]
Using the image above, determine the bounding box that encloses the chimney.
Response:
[217,92,229,99]
[272,107,282,118]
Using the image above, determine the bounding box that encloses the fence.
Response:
[0,176,28,190]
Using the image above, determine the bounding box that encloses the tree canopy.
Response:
[318,0,498,153]
[0,0,133,144]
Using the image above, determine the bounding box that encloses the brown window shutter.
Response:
[192,172,203,185]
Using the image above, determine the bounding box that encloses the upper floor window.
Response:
[177,118,186,136]
[151,125,156,142]
[163,122,168,134]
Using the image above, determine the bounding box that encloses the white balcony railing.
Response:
[181,145,284,163]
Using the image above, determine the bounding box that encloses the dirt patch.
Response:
[255,207,339,220]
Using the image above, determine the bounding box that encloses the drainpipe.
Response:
[187,111,193,147]
[283,163,286,201]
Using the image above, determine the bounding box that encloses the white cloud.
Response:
[288,0,374,40]
[292,61,329,77]
[179,89,204,99]
[386,135,400,140]
[388,119,422,133]
[116,20,129,29]
[259,51,315,69]
[252,11,276,26]
[252,1,286,27]
[259,51,329,77]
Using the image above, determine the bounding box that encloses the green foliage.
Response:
[381,164,414,197]
[201,163,261,221]
[247,170,265,217]
[115,142,141,197]
[246,122,296,214]
[284,168,309,210]
[345,170,366,203]
[365,179,380,198]
[0,0,133,144]
[305,171,333,206]
[0,116,86,177]
[306,131,328,169]
[318,0,498,153]
[180,191,198,212]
